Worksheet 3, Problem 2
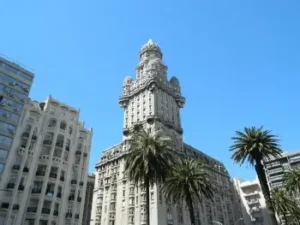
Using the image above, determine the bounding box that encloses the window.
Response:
[0,135,12,145]
[0,163,4,173]
[0,149,8,159]
[151,192,154,200]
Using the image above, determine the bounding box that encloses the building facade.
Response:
[0,96,92,225]
[82,173,95,225]
[0,56,34,176]
[233,178,271,225]
[91,40,239,225]
[264,150,300,190]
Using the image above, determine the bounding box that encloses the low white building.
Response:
[91,40,240,225]
[233,178,271,225]
[0,96,92,225]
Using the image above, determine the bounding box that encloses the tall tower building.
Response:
[0,56,34,175]
[0,96,92,225]
[91,40,239,225]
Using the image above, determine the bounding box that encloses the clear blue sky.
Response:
[1,0,299,180]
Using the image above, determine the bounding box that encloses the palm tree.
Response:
[285,168,300,196]
[271,188,300,225]
[124,127,174,225]
[230,126,282,225]
[162,158,214,225]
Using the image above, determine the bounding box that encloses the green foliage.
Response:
[162,158,214,204]
[124,128,174,185]
[285,167,300,196]
[230,126,282,166]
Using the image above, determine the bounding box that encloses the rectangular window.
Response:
[0,135,12,145]
[151,192,154,200]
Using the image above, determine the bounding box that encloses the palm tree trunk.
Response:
[145,179,150,225]
[185,185,195,225]
[283,212,288,225]
[255,162,278,225]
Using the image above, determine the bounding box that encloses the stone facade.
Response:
[83,173,95,225]
[0,96,92,225]
[91,40,239,225]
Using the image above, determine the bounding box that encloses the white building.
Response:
[0,96,92,225]
[233,178,271,225]
[91,40,240,225]
[82,173,95,225]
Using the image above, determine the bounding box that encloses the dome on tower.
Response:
[140,39,162,54]
[123,76,133,86]
[170,76,180,87]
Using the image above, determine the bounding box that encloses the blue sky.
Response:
[1,0,300,180]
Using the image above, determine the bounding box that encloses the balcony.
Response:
[23,167,29,173]
[57,193,62,198]
[53,210,59,216]
[7,182,15,189]
[49,173,57,179]
[69,195,75,201]
[27,207,37,213]
[43,140,52,146]
[45,190,55,197]
[12,204,19,210]
[22,132,30,138]
[18,184,25,191]
[1,203,9,209]
[66,213,72,218]
[42,208,51,214]
[71,179,77,185]
[56,142,63,148]
[36,170,46,176]
[32,189,42,194]
[12,165,20,171]
[32,135,37,140]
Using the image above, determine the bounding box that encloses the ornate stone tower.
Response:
[92,40,239,225]
[119,39,185,149]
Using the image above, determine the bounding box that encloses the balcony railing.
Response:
[69,195,75,201]
[36,170,46,176]
[22,132,30,138]
[43,140,52,145]
[32,188,42,194]
[71,179,77,185]
[49,173,57,179]
[27,207,37,213]
[12,165,20,171]
[7,183,15,189]
[45,190,54,196]
[13,204,19,210]
[56,142,63,148]
[42,208,51,214]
